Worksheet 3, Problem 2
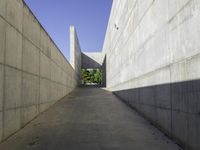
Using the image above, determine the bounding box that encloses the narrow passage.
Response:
[0,87,181,150]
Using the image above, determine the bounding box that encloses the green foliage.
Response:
[82,68,102,85]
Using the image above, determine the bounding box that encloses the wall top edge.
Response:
[22,0,73,70]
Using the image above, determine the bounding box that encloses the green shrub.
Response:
[81,68,102,85]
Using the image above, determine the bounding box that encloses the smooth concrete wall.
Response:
[103,0,200,149]
[0,0,78,142]
[70,26,82,82]
[81,52,104,69]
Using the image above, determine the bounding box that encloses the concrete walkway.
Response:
[0,88,181,150]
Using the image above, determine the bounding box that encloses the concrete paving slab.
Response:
[188,114,200,150]
[3,108,21,139]
[0,111,2,142]
[156,108,171,135]
[22,39,40,75]
[39,102,53,113]
[6,0,23,32]
[22,73,39,107]
[0,17,6,64]
[22,7,40,46]
[21,105,38,127]
[0,64,3,112]
[0,0,6,18]
[40,52,51,79]
[5,67,21,110]
[155,84,171,109]
[0,88,182,150]
[40,30,51,57]
[172,111,188,145]
[5,25,22,69]
[39,78,51,104]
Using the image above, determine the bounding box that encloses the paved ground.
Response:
[0,87,182,150]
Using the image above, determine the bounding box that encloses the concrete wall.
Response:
[70,26,82,82]
[0,0,78,142]
[103,0,200,149]
[81,52,104,69]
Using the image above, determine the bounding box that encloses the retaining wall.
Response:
[103,0,200,149]
[0,0,78,142]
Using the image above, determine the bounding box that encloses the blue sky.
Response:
[24,0,112,61]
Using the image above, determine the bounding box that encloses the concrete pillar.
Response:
[70,26,82,76]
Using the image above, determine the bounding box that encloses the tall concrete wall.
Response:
[0,0,78,142]
[70,26,82,83]
[103,0,200,149]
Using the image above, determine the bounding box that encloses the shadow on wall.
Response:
[113,80,200,150]
[102,56,106,87]
[81,53,102,69]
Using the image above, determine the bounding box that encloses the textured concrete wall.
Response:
[0,0,78,142]
[103,0,200,149]
[70,26,82,82]
[103,0,200,90]
[81,52,104,69]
